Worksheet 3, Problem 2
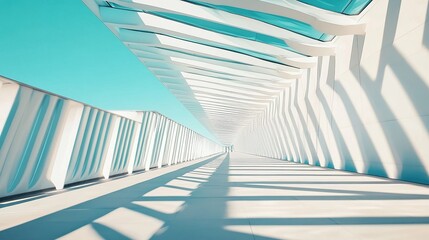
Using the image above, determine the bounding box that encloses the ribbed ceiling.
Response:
[83,0,372,144]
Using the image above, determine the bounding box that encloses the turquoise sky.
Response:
[0,0,217,142]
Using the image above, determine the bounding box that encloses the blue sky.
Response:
[0,0,217,142]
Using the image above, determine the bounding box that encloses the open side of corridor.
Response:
[1,152,428,240]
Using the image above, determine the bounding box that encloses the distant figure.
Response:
[224,145,234,153]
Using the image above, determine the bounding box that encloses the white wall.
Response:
[236,0,429,184]
[0,78,223,198]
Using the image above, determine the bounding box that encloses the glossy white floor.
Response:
[1,153,428,240]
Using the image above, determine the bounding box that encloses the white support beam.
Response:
[0,80,19,136]
[193,0,367,35]
[49,101,84,189]
[127,122,142,174]
[102,116,120,179]
[105,0,336,55]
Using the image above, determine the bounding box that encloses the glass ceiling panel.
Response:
[298,0,373,15]
[150,12,295,52]
[184,0,334,41]
[106,2,297,52]
[124,28,288,65]
[107,2,305,62]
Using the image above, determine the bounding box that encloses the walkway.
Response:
[1,153,429,239]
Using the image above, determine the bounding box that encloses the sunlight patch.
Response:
[94,207,164,239]
[133,201,185,214]
[144,186,192,197]
[166,179,201,190]
[58,224,104,240]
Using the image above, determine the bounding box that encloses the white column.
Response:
[157,119,170,168]
[144,114,158,171]
[102,116,120,179]
[127,122,142,174]
[49,101,84,189]
[0,81,19,136]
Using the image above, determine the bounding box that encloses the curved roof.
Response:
[83,0,372,144]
